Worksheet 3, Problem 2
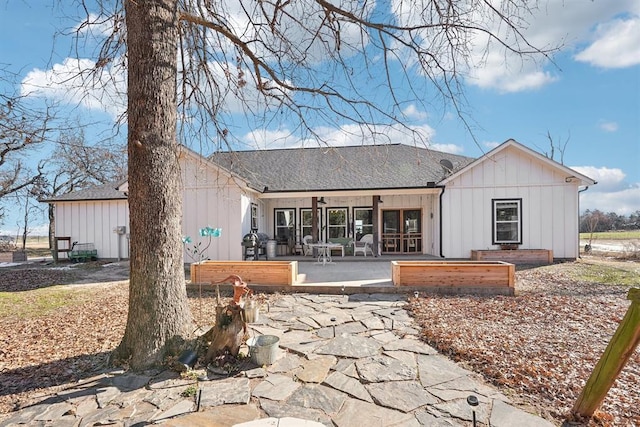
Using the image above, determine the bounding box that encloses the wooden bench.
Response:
[190,260,299,286]
[471,249,553,264]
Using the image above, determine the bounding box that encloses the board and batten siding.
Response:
[180,153,257,261]
[54,200,129,260]
[441,145,581,259]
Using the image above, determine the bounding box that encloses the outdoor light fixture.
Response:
[317,197,327,205]
[467,395,479,427]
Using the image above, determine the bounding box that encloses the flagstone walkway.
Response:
[0,293,555,426]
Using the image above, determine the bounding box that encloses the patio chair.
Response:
[353,234,374,256]
[302,235,313,256]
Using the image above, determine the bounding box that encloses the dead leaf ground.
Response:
[0,257,638,426]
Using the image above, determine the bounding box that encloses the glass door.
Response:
[403,209,422,253]
[382,210,401,253]
[382,209,422,254]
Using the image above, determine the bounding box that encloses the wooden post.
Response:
[372,195,380,256]
[312,197,318,243]
[572,288,640,418]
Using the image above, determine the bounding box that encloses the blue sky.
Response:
[1,0,639,235]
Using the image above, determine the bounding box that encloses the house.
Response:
[43,139,596,262]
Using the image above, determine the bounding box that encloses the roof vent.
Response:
[439,159,454,175]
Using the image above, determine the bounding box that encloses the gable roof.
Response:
[210,144,473,192]
[440,139,597,186]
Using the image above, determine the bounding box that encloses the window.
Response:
[327,208,348,239]
[353,207,373,240]
[274,208,295,243]
[300,208,322,241]
[251,203,258,230]
[492,199,522,244]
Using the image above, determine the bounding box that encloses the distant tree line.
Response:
[580,210,640,233]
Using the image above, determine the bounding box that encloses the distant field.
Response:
[579,230,640,240]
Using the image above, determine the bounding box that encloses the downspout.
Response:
[438,185,446,258]
[578,186,590,259]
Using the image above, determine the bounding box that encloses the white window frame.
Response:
[492,199,522,245]
[251,203,258,231]
[327,207,348,240]
[300,208,322,242]
[274,208,295,242]
[353,207,373,238]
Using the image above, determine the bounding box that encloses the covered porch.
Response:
[256,189,442,259]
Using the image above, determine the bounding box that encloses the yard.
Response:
[0,248,638,425]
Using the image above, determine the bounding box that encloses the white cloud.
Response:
[209,0,373,64]
[572,166,626,191]
[483,141,500,150]
[575,16,640,68]
[579,184,640,215]
[599,121,619,132]
[572,165,640,214]
[74,13,118,37]
[241,122,464,154]
[402,104,428,121]
[392,0,637,92]
[21,57,126,119]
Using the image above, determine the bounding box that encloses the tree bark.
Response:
[113,0,193,370]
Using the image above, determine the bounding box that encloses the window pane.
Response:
[301,208,321,239]
[493,199,521,244]
[275,209,295,241]
[496,203,518,221]
[354,208,372,238]
[496,223,518,241]
[328,208,347,239]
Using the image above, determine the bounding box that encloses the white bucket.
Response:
[246,335,279,366]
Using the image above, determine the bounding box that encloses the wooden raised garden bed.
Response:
[190,260,299,286]
[471,249,553,264]
[391,260,514,295]
[0,251,27,262]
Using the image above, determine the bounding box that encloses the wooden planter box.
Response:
[190,260,299,286]
[391,260,514,294]
[0,251,27,262]
[471,249,553,264]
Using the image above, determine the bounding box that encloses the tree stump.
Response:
[204,302,246,364]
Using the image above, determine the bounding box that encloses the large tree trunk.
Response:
[112,0,193,370]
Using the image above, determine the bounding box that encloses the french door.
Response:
[381,209,422,254]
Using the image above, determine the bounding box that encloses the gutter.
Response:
[577,186,590,259]
[438,185,446,258]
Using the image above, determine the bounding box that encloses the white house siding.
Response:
[441,145,581,259]
[54,200,129,260]
[180,153,258,261]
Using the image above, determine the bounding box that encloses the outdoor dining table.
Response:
[307,242,343,265]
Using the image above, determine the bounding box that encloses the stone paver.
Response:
[0,292,556,427]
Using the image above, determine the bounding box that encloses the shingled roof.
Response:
[41,182,127,202]
[210,144,473,192]
[44,144,474,202]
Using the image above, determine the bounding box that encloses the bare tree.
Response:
[42,128,126,249]
[13,184,46,251]
[71,0,555,369]
[0,75,54,224]
[541,130,571,164]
